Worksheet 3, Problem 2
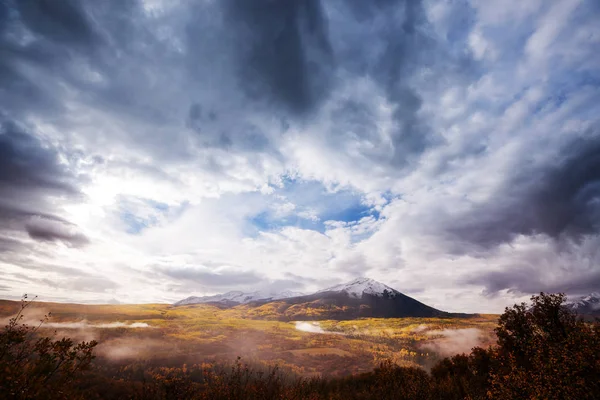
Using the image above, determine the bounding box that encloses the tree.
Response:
[430,347,493,400]
[0,296,97,400]
[489,293,600,399]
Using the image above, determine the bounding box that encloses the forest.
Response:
[1,293,599,399]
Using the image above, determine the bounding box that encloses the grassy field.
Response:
[0,300,498,377]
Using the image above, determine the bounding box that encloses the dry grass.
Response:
[286,348,353,357]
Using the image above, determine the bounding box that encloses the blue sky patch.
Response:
[247,179,380,234]
[117,197,171,234]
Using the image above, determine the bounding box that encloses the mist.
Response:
[44,321,151,329]
[294,321,342,335]
[411,324,428,333]
[97,338,168,361]
[421,328,485,357]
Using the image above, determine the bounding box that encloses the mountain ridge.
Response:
[566,292,600,316]
[174,290,304,306]
[173,277,470,320]
[174,277,407,307]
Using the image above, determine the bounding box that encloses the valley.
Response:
[0,299,497,377]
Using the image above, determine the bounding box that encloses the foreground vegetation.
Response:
[1,293,598,399]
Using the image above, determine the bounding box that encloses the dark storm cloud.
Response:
[16,0,98,47]
[0,0,102,116]
[25,217,89,247]
[343,0,398,18]
[216,0,452,168]
[0,120,76,194]
[0,118,84,246]
[448,133,600,248]
[528,138,600,237]
[1,0,452,171]
[466,261,600,297]
[322,0,466,167]
[222,0,334,115]
[447,131,600,297]
[368,0,434,162]
[1,0,175,126]
[2,0,284,165]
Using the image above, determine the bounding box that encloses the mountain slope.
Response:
[173,277,469,320]
[238,278,455,320]
[566,292,600,316]
[174,290,304,306]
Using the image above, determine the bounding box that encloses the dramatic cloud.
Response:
[25,217,89,247]
[449,134,600,247]
[222,0,334,115]
[0,118,85,250]
[465,234,600,296]
[0,0,598,311]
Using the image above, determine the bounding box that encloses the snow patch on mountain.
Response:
[318,277,399,299]
[566,292,600,312]
[174,277,403,306]
[174,290,304,306]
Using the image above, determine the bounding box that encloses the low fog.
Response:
[294,321,342,335]
[411,324,428,333]
[421,328,486,357]
[44,321,150,329]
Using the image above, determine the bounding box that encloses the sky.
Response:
[0,0,599,313]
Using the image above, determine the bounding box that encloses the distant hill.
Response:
[174,290,304,306]
[174,277,471,320]
[566,292,600,317]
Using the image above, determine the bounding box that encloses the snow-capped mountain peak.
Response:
[318,277,399,299]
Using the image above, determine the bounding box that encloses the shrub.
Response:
[0,296,97,400]
[488,293,600,399]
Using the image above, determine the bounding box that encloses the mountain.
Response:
[269,277,450,320]
[566,292,600,316]
[239,278,463,320]
[174,290,304,306]
[173,277,468,320]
